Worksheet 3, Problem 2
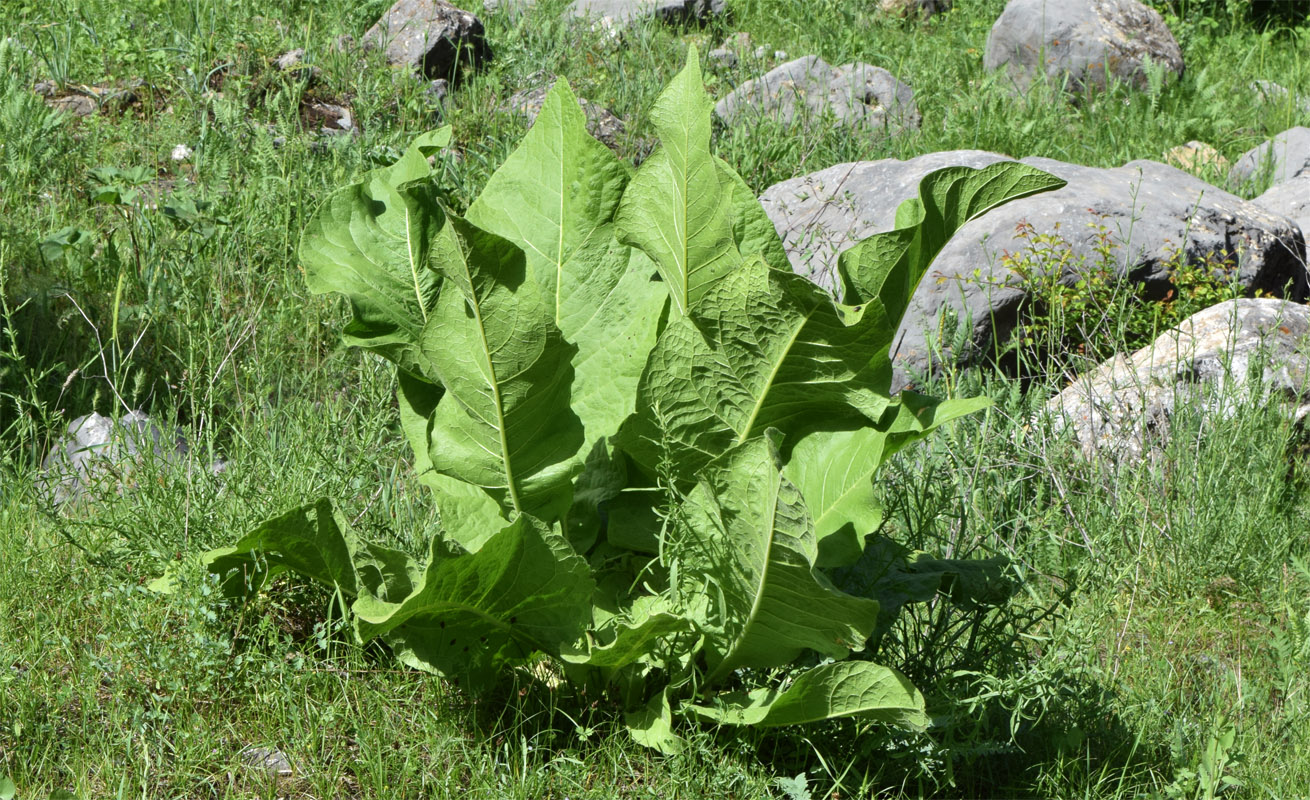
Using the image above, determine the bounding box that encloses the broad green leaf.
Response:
[685,661,927,729]
[562,594,693,669]
[837,162,1066,316]
[616,257,895,481]
[352,516,594,683]
[200,498,361,599]
[421,214,585,519]
[678,434,878,683]
[717,156,791,272]
[378,127,452,188]
[627,689,685,755]
[0,775,15,800]
[397,370,508,552]
[615,46,740,317]
[466,82,665,544]
[299,129,452,376]
[783,393,992,567]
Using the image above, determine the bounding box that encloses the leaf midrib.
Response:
[705,476,781,684]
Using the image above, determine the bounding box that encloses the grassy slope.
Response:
[3,0,1310,796]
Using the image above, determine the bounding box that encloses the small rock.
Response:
[706,47,737,69]
[40,410,199,503]
[573,0,725,24]
[714,56,920,139]
[879,0,953,18]
[722,32,752,51]
[239,746,293,778]
[984,0,1184,95]
[273,48,305,70]
[1251,80,1310,114]
[362,0,491,80]
[302,100,355,134]
[49,93,98,117]
[1045,299,1310,462]
[170,143,193,161]
[1230,126,1310,189]
[1163,140,1226,174]
[33,80,56,97]
[505,85,627,149]
[425,77,450,106]
[331,33,357,53]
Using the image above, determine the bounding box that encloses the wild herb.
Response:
[174,49,1063,751]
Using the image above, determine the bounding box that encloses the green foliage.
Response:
[992,219,1255,379]
[166,49,1061,748]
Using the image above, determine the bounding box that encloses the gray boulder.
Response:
[363,0,490,80]
[487,0,724,26]
[1251,80,1310,116]
[505,85,627,150]
[1253,175,1310,238]
[1045,299,1310,462]
[714,56,920,138]
[1230,127,1310,189]
[759,151,1308,383]
[984,0,1183,94]
[40,410,222,503]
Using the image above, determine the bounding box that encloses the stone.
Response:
[239,745,293,778]
[1163,140,1227,174]
[879,0,953,19]
[1045,299,1310,462]
[362,0,490,80]
[1252,174,1310,239]
[273,48,305,71]
[301,100,355,134]
[714,56,920,139]
[758,151,1308,384]
[983,0,1184,94]
[504,85,627,150]
[425,78,450,106]
[1229,126,1310,189]
[487,0,724,26]
[706,48,737,68]
[39,410,218,503]
[571,0,724,23]
[1250,79,1310,115]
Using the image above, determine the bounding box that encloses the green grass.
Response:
[4,0,1310,796]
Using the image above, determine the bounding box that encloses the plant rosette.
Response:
[155,47,1064,752]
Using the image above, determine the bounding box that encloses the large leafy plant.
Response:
[184,49,1064,751]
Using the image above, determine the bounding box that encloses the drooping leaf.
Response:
[783,392,992,568]
[396,370,508,552]
[677,434,878,683]
[301,180,447,377]
[837,162,1066,315]
[616,257,896,482]
[200,498,361,599]
[685,661,927,729]
[351,515,594,684]
[299,128,452,377]
[421,215,585,520]
[627,689,685,755]
[615,46,740,317]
